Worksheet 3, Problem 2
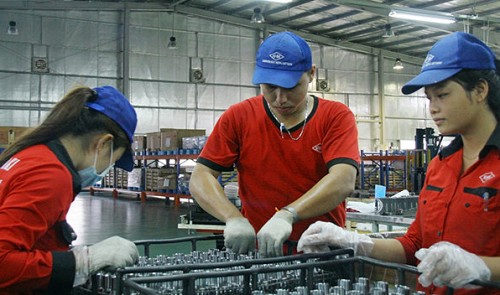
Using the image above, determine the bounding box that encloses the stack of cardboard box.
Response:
[145,128,205,152]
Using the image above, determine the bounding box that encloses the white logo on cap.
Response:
[423,54,442,68]
[269,52,285,61]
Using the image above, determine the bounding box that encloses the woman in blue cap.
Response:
[0,86,139,294]
[298,32,500,294]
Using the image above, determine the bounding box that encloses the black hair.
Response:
[0,86,130,166]
[451,59,500,121]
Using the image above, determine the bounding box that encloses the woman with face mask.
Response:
[0,86,139,294]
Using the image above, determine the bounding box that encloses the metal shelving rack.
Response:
[90,152,198,206]
[359,150,410,192]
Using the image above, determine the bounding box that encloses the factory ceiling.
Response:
[2,0,500,62]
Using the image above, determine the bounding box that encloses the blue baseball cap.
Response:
[252,31,312,88]
[86,86,137,172]
[402,32,496,95]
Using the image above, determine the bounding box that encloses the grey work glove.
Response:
[297,221,374,256]
[257,210,293,257]
[73,236,139,286]
[415,241,491,289]
[224,217,256,254]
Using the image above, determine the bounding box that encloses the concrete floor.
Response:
[67,192,217,256]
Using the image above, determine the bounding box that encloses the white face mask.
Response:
[78,142,114,188]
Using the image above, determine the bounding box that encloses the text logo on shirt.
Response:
[479,172,495,183]
[0,157,20,171]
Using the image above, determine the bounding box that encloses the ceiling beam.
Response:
[176,4,423,65]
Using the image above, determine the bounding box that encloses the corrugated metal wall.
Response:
[0,8,434,151]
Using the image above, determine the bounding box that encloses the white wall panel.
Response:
[130,81,159,107]
[213,60,241,85]
[98,23,122,52]
[0,8,437,152]
[64,49,98,76]
[197,85,215,109]
[98,52,120,78]
[0,73,31,101]
[159,82,194,108]
[129,26,159,55]
[130,11,159,27]
[129,53,159,80]
[214,85,241,110]
[195,110,217,135]
[40,75,66,103]
[158,108,188,130]
[197,33,216,58]
[135,108,158,134]
[65,19,99,49]
[213,35,241,60]
[348,94,372,117]
[0,43,31,72]
[0,110,31,126]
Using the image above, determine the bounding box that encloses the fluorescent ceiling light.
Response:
[389,9,456,24]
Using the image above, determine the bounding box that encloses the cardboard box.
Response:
[0,126,31,145]
[182,135,208,150]
[158,174,177,190]
[159,128,205,150]
[159,166,176,176]
[146,132,161,151]
[133,135,146,152]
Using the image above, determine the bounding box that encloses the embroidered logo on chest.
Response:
[312,143,322,153]
[479,172,495,183]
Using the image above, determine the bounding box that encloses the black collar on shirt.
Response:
[46,139,82,195]
[439,124,500,159]
[262,95,318,131]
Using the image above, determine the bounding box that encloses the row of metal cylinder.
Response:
[86,250,421,295]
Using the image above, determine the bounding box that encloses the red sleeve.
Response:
[320,102,360,169]
[396,210,423,266]
[199,103,242,171]
[0,157,73,291]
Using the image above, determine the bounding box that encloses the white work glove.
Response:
[415,241,491,289]
[257,210,293,257]
[72,236,139,286]
[297,221,374,256]
[224,217,256,254]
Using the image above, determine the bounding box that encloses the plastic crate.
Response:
[375,196,419,216]
[74,235,500,295]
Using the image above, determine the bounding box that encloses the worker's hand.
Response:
[257,210,293,257]
[88,236,139,274]
[415,241,491,289]
[72,236,139,286]
[297,221,374,256]
[224,217,256,254]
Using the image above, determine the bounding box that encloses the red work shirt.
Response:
[397,128,500,295]
[198,95,360,245]
[0,140,80,294]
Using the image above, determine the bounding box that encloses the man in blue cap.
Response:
[298,32,500,294]
[0,85,139,294]
[190,31,360,257]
